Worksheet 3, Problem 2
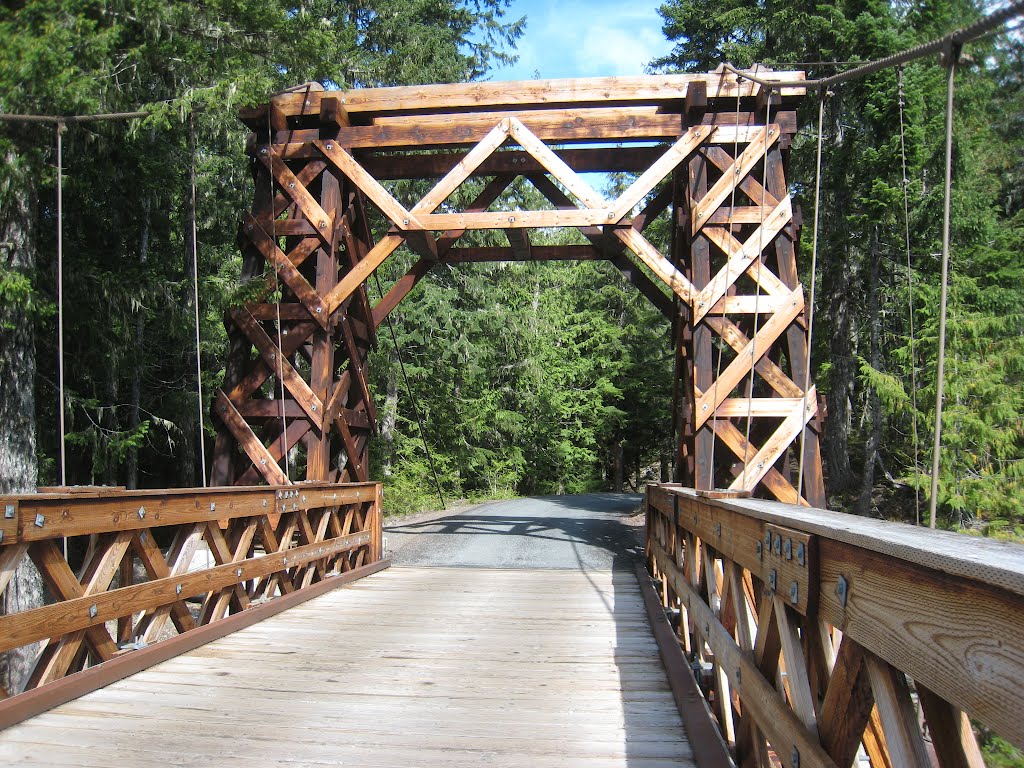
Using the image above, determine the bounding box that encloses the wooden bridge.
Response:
[1,484,1022,767]
[1,69,1023,767]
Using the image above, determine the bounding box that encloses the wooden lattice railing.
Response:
[0,482,383,699]
[645,484,1024,768]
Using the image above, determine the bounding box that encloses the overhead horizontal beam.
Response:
[256,113,798,152]
[244,71,807,124]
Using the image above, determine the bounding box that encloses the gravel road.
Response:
[383,493,644,571]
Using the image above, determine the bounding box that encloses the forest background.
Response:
[1,0,1022,542]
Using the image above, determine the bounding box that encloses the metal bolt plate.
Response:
[768,569,777,592]
[796,542,806,566]
[34,513,45,528]
[790,581,799,604]
[4,504,14,519]
[836,575,849,607]
[138,506,146,520]
[88,604,98,619]
[784,538,792,560]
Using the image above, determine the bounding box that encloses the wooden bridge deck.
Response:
[0,565,696,767]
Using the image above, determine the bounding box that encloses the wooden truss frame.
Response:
[646,485,1023,767]
[213,68,824,506]
[0,482,382,692]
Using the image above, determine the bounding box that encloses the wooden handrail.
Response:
[0,482,383,696]
[645,483,1024,768]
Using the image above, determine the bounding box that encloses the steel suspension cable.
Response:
[741,80,772,492]
[797,94,827,505]
[722,0,1024,92]
[55,122,68,487]
[928,50,959,529]
[372,275,447,510]
[187,113,208,487]
[706,87,745,490]
[266,106,291,481]
[896,68,922,525]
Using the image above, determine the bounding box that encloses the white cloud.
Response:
[493,0,672,81]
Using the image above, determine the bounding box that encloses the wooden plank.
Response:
[864,653,930,768]
[916,684,986,768]
[256,150,334,248]
[651,543,838,768]
[314,140,423,229]
[694,196,793,324]
[418,209,621,230]
[0,559,388,733]
[667,488,1024,749]
[230,308,325,428]
[727,393,816,492]
[507,117,608,210]
[324,234,404,315]
[608,125,715,222]
[0,565,694,766]
[0,530,372,655]
[695,289,805,426]
[691,126,778,232]
[614,227,695,303]
[241,213,330,327]
[413,118,511,212]
[213,389,289,485]
[259,72,808,118]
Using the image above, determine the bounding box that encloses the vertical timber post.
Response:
[675,74,825,507]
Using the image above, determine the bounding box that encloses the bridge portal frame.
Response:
[213,69,825,507]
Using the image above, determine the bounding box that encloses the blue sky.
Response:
[488,0,674,81]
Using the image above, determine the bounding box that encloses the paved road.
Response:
[384,494,644,571]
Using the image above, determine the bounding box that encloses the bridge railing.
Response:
[0,482,384,706]
[645,484,1024,768]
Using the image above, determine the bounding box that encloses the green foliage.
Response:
[654,0,1024,537]
[0,0,523,489]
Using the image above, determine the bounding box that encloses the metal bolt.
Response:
[315,307,322,314]
[176,583,183,595]
[764,530,772,549]
[260,147,268,155]
[773,534,782,556]
[735,667,741,685]
[288,182,295,189]
[508,216,516,223]
[262,500,268,507]
[402,218,410,226]
[138,506,146,520]
[302,496,307,503]
[768,569,777,592]
[701,403,708,411]
[282,557,288,565]
[714,522,722,537]
[326,143,333,150]
[236,568,243,577]
[319,221,327,230]
[791,747,800,767]
[34,513,45,528]
[607,211,615,220]
[784,538,792,560]
[89,604,98,619]
[796,542,806,566]
[260,458,267,465]
[704,622,710,636]
[221,405,227,413]
[755,540,763,558]
[836,575,849,607]
[210,502,216,512]
[697,211,705,219]
[5,504,15,519]
[790,581,799,604]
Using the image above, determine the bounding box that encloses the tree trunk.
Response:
[126,198,151,490]
[380,354,399,478]
[857,227,883,515]
[823,229,858,493]
[0,148,43,697]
